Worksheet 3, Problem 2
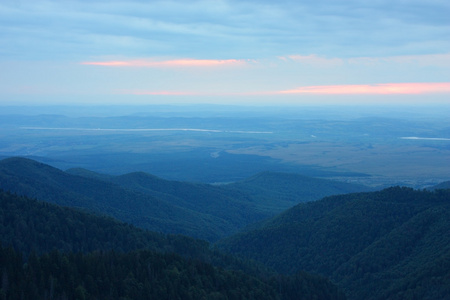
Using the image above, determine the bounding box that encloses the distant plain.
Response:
[1,105,449,188]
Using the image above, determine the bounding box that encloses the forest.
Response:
[0,156,450,299]
[0,155,449,299]
[0,190,345,300]
[218,187,450,299]
[0,157,371,241]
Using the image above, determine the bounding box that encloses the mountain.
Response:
[0,190,346,300]
[222,171,374,214]
[217,187,450,300]
[0,157,372,241]
[428,180,450,190]
[68,167,373,217]
[67,169,266,227]
[0,189,203,258]
[0,157,243,241]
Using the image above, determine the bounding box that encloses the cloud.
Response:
[277,83,450,95]
[81,58,248,68]
[1,1,449,105]
[1,0,449,60]
[112,82,450,98]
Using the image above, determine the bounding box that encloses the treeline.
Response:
[0,190,346,299]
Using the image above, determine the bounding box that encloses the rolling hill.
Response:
[217,187,450,299]
[0,157,241,241]
[67,168,265,226]
[429,180,450,190]
[0,157,375,241]
[68,167,373,217]
[222,171,374,214]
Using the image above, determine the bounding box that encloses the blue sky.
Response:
[1,0,449,105]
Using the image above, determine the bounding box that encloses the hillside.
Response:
[223,171,374,214]
[0,189,207,258]
[0,190,346,300]
[0,157,243,241]
[67,169,266,226]
[217,187,450,300]
[68,167,373,217]
[429,180,450,190]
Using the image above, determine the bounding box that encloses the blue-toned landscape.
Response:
[1,0,449,298]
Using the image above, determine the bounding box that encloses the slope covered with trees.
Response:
[69,167,373,217]
[0,157,261,241]
[0,190,346,300]
[70,169,266,227]
[429,180,450,190]
[222,171,374,214]
[217,187,450,300]
[0,245,346,300]
[0,157,371,241]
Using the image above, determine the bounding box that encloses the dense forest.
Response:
[0,190,345,299]
[0,157,371,241]
[1,157,449,299]
[218,187,450,299]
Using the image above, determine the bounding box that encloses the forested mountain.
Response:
[0,190,345,300]
[0,157,371,241]
[69,167,371,217]
[67,169,265,225]
[0,189,207,258]
[429,180,450,190]
[222,171,374,214]
[217,187,450,300]
[0,157,263,241]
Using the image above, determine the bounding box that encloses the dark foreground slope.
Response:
[0,190,345,300]
[217,187,450,300]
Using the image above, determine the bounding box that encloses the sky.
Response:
[0,0,449,106]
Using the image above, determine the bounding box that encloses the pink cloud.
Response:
[81,58,246,68]
[277,83,450,95]
[113,82,450,98]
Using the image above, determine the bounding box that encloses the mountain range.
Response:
[1,156,449,299]
[0,156,371,241]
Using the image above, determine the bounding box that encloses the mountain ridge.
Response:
[0,157,232,241]
[217,187,450,299]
